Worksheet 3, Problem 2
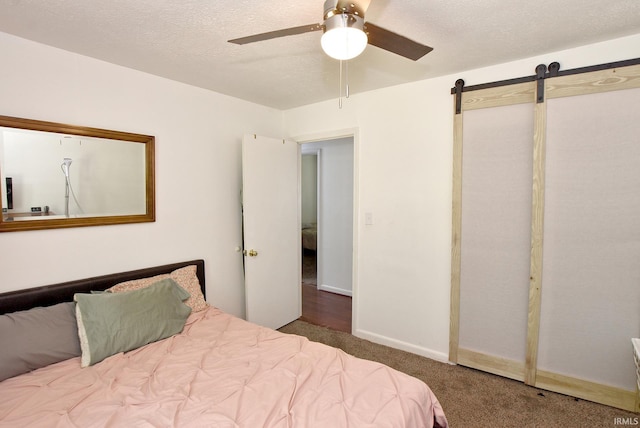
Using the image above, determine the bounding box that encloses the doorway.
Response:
[299,137,353,333]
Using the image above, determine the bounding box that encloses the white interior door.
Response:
[242,134,301,330]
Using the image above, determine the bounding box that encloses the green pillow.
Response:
[74,278,192,367]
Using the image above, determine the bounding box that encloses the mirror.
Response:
[0,115,155,232]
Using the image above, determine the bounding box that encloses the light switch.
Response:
[365,212,374,225]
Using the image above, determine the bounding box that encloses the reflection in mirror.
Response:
[0,115,155,232]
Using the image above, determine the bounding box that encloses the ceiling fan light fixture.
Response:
[321,13,367,60]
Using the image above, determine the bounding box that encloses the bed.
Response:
[301,223,317,251]
[0,259,448,427]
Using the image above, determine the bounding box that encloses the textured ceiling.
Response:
[0,0,639,109]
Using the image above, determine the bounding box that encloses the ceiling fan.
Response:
[228,0,433,61]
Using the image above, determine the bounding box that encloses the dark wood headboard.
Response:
[0,259,205,315]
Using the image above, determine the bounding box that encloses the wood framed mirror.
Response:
[0,115,155,232]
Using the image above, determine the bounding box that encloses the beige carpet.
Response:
[279,320,638,427]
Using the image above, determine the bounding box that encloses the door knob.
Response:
[244,249,258,257]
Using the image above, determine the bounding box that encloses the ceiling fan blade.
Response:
[228,23,322,45]
[364,22,433,61]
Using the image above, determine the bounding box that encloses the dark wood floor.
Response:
[300,250,352,333]
[300,283,352,333]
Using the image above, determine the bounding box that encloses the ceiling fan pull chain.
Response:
[341,12,350,100]
[339,59,343,109]
[346,60,350,99]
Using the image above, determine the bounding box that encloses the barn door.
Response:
[449,82,537,382]
[450,61,640,412]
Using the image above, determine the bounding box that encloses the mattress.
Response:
[302,226,317,251]
[0,307,447,427]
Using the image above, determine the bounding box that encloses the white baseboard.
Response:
[318,284,352,297]
[353,328,450,364]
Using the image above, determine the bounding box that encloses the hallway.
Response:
[300,250,351,333]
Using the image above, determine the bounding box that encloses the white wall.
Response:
[284,33,640,362]
[300,154,317,225]
[0,32,284,318]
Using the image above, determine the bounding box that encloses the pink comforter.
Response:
[0,307,448,427]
